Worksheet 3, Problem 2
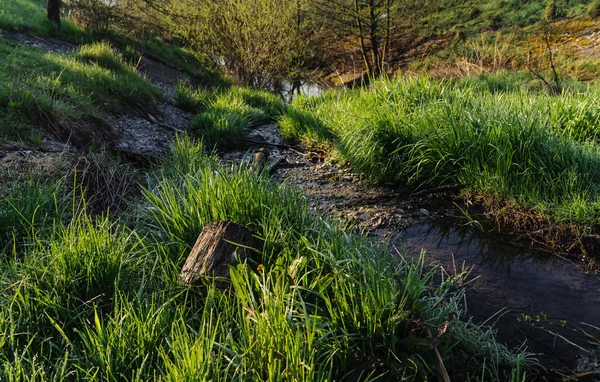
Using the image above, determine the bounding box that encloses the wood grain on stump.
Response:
[180,221,257,285]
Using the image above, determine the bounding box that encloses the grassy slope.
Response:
[0,40,158,146]
[0,0,91,41]
[281,75,600,227]
[0,0,231,147]
[0,137,535,381]
[387,0,600,82]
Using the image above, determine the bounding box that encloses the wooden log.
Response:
[251,147,270,172]
[180,221,258,285]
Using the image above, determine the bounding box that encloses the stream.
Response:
[394,218,600,375]
[250,130,600,377]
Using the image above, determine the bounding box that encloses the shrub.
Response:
[67,0,118,33]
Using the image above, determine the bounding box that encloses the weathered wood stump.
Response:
[251,147,270,172]
[180,221,258,285]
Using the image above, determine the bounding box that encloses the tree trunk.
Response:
[368,0,380,76]
[382,0,391,70]
[47,0,61,29]
[354,0,373,75]
[180,221,258,285]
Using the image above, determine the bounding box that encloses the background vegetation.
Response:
[281,75,600,227]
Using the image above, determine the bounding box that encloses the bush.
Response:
[67,0,117,33]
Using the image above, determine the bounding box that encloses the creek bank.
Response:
[220,123,600,379]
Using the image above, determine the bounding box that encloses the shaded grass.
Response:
[0,137,535,380]
[139,38,229,87]
[0,180,66,252]
[0,0,90,42]
[282,75,600,226]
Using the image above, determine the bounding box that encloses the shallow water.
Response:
[392,220,600,373]
[273,79,324,103]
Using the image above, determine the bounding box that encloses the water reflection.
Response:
[397,220,560,275]
[272,79,324,103]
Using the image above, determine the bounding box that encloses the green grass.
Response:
[0,0,90,42]
[0,180,67,252]
[0,136,535,380]
[179,84,285,149]
[0,40,158,146]
[281,75,600,227]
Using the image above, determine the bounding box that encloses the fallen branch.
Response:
[410,184,466,198]
[240,137,301,151]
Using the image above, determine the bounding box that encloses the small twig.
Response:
[425,327,451,382]
[535,326,594,355]
[410,184,466,198]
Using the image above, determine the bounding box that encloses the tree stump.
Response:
[180,221,258,285]
[251,147,270,172]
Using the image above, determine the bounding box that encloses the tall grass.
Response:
[281,76,600,226]
[0,180,66,252]
[0,136,535,380]
[178,84,285,149]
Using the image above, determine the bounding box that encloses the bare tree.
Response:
[311,0,397,76]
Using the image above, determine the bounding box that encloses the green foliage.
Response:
[140,38,229,87]
[0,137,536,380]
[126,0,312,85]
[0,180,66,252]
[182,86,285,149]
[545,0,559,21]
[0,0,90,41]
[140,136,535,380]
[75,41,129,72]
[283,75,600,226]
[586,0,600,18]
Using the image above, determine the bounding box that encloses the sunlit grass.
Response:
[179,84,285,149]
[0,40,158,145]
[282,75,600,226]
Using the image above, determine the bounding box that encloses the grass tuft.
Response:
[180,86,285,149]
